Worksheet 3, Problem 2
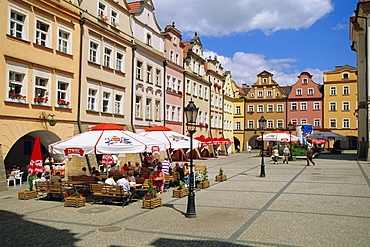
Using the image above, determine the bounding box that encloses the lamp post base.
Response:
[260,164,266,177]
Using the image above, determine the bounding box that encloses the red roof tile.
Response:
[128,2,141,13]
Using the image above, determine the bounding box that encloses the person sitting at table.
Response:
[105,174,116,185]
[174,163,185,183]
[133,162,141,177]
[11,167,21,175]
[128,171,136,183]
[51,171,62,183]
[120,163,130,172]
[91,167,100,176]
[127,161,134,170]
[44,155,54,166]
[143,170,155,181]
[78,167,88,176]
[116,174,132,197]
[40,172,50,181]
[154,166,165,194]
[182,163,189,185]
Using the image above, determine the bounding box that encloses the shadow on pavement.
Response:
[315,152,359,161]
[150,237,253,247]
[0,210,79,246]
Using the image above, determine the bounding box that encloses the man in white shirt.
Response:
[104,174,116,185]
[117,174,132,198]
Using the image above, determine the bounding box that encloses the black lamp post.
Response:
[288,122,293,153]
[258,116,267,177]
[184,100,199,218]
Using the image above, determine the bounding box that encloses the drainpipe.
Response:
[131,44,137,131]
[78,16,92,172]
[163,60,167,126]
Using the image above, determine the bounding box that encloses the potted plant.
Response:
[142,179,162,209]
[111,21,119,28]
[98,14,108,22]
[197,167,210,189]
[34,96,48,105]
[18,174,38,200]
[57,98,70,108]
[10,94,26,102]
[215,167,227,182]
[64,188,85,207]
[173,180,188,198]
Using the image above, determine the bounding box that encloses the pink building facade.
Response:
[287,72,323,130]
[162,23,184,133]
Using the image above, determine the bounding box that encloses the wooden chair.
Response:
[35,181,49,198]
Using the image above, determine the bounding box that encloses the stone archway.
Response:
[248,135,261,149]
[4,130,61,174]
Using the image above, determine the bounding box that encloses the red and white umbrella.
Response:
[48,123,166,157]
[257,130,300,142]
[311,139,327,144]
[28,136,44,174]
[139,126,201,150]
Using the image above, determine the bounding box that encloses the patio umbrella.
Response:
[48,123,167,157]
[214,137,234,144]
[311,139,327,144]
[306,129,346,141]
[28,136,44,174]
[257,130,300,142]
[138,126,201,150]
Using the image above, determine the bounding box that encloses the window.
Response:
[98,2,106,16]
[342,73,349,79]
[236,121,241,130]
[250,93,254,97]
[267,104,274,112]
[291,102,297,111]
[155,69,161,86]
[165,105,170,120]
[329,102,337,111]
[171,106,176,121]
[34,77,49,104]
[257,91,263,97]
[135,96,141,118]
[302,78,308,84]
[193,82,197,96]
[342,102,350,111]
[308,88,314,95]
[111,9,118,27]
[300,119,307,124]
[10,10,26,39]
[89,40,99,63]
[314,102,320,110]
[330,86,336,96]
[146,65,152,83]
[262,78,267,83]
[177,106,181,122]
[277,120,283,128]
[277,104,283,112]
[155,101,160,120]
[291,119,298,125]
[57,81,69,106]
[267,120,273,129]
[236,105,241,114]
[114,93,123,114]
[343,119,350,128]
[330,119,337,128]
[198,85,202,97]
[186,80,190,94]
[314,119,321,127]
[102,92,111,113]
[177,79,181,93]
[58,29,70,53]
[343,86,349,95]
[267,90,272,97]
[300,102,307,110]
[103,47,112,67]
[136,61,143,80]
[204,87,208,99]
[296,89,302,96]
[204,112,208,124]
[146,33,152,46]
[145,98,152,119]
[116,52,124,72]
[175,53,179,65]
[35,20,50,47]
[8,71,25,100]
[170,50,174,62]
[257,105,264,112]
[248,120,254,129]
[88,88,97,111]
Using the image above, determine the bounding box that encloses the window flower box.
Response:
[9,94,26,102]
[166,87,172,91]
[111,22,119,28]
[64,197,86,208]
[173,188,188,198]
[58,99,70,108]
[98,14,108,22]
[178,91,183,95]
[34,97,48,105]
[214,83,219,88]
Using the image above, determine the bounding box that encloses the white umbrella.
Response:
[257,130,300,142]
[138,126,201,150]
[48,123,166,157]
[306,130,346,141]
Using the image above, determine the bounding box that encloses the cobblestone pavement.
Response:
[1,151,369,247]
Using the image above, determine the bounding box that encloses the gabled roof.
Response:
[280,86,292,95]
[334,65,356,71]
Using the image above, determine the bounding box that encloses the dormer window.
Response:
[302,78,308,84]
[342,73,349,80]
[262,78,267,83]
[146,33,152,46]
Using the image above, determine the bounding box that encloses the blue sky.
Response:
[151,0,358,86]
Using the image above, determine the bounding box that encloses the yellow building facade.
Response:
[232,82,245,151]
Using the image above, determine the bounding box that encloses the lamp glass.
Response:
[258,116,266,130]
[184,100,199,130]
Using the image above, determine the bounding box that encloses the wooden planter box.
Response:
[64,197,86,208]
[142,197,162,209]
[215,174,227,182]
[18,190,37,200]
[173,188,188,198]
[197,180,210,189]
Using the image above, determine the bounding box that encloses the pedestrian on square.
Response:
[306,147,315,166]
[283,145,290,164]
[272,147,279,165]
[248,145,252,157]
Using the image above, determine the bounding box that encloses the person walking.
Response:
[272,147,279,165]
[283,145,290,164]
[247,145,252,157]
[306,147,315,166]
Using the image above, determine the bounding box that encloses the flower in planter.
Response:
[98,14,108,22]
[10,94,26,101]
[176,180,185,190]
[166,87,172,91]
[219,167,224,176]
[58,98,70,106]
[178,91,183,95]
[144,179,159,200]
[34,97,48,104]
[65,188,83,198]
[111,21,119,27]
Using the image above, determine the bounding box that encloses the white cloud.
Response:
[204,50,325,87]
[154,0,334,37]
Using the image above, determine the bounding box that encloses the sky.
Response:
[145,0,359,87]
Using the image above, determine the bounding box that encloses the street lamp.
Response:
[184,100,199,218]
[288,122,293,153]
[258,116,267,177]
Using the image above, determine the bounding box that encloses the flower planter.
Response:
[58,104,69,108]
[173,188,188,198]
[197,180,210,189]
[64,197,86,208]
[142,197,162,209]
[215,174,227,182]
[18,190,37,200]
